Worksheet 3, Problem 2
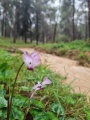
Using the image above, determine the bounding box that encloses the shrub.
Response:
[55,34,70,43]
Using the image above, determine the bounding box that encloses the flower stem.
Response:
[8,62,24,120]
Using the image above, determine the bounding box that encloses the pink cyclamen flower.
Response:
[23,51,41,71]
[30,76,51,99]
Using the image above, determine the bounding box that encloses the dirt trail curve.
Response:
[19,48,90,96]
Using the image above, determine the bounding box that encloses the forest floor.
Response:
[18,47,90,97]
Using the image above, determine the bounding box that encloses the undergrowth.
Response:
[0,49,90,120]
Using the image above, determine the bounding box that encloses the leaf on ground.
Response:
[0,96,7,108]
[12,94,29,108]
[10,106,24,120]
[30,99,45,109]
[50,103,65,117]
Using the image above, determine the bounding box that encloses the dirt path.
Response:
[19,48,90,96]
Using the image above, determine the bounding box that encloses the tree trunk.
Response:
[41,15,45,44]
[35,13,39,45]
[13,6,18,43]
[87,0,90,38]
[1,11,4,37]
[24,34,27,43]
[1,19,4,36]
[30,38,33,43]
[4,16,7,37]
[13,18,17,43]
[13,27,16,43]
[84,2,88,41]
[72,0,75,40]
[42,31,45,44]
[53,22,57,43]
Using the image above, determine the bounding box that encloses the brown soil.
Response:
[19,48,90,96]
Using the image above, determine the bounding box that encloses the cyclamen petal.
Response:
[23,53,33,68]
[31,52,41,67]
[30,77,52,99]
[23,51,40,70]
[32,81,41,90]
[32,77,52,91]
[42,76,52,86]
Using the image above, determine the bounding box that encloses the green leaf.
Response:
[33,111,58,120]
[0,110,2,117]
[59,116,65,120]
[0,96,7,108]
[50,103,65,117]
[10,106,24,120]
[0,63,8,72]
[47,111,58,120]
[0,67,14,82]
[0,107,24,120]
[12,95,29,108]
[33,111,49,120]
[30,108,42,117]
[0,90,6,96]
[30,99,45,109]
[0,109,7,119]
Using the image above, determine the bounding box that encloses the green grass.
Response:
[0,37,90,66]
[0,37,36,47]
[0,37,90,51]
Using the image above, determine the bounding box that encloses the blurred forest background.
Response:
[0,0,90,44]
